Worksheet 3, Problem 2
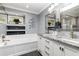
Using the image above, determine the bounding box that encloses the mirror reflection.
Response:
[61,3,79,31]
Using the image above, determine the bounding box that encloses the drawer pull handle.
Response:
[45,40,50,43]
[45,46,49,50]
[45,51,49,56]
[59,47,62,50]
[61,48,64,51]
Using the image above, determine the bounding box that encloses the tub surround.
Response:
[0,34,38,56]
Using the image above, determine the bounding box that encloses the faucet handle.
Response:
[4,40,10,41]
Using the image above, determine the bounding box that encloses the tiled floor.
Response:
[20,51,42,56]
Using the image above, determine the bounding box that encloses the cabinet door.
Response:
[38,36,42,50]
[64,46,79,56]
[60,43,79,56]
[51,41,65,56]
[65,48,78,56]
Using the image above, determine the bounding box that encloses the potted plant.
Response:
[13,19,20,24]
[48,21,51,26]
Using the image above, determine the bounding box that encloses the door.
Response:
[64,45,79,56]
[51,41,65,56]
[60,43,79,56]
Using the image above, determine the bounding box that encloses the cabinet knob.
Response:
[59,47,64,51]
[61,48,64,51]
[59,47,62,50]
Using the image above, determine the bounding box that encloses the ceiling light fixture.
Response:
[26,5,29,8]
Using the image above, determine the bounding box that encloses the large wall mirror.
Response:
[60,4,79,31]
[45,11,56,33]
[60,14,76,31]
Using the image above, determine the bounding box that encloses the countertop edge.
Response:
[38,34,79,48]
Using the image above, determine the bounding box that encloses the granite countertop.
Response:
[38,34,79,48]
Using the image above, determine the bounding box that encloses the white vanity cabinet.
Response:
[60,43,79,56]
[53,41,79,56]
[51,41,65,56]
[56,42,79,56]
[38,36,65,56]
[38,35,79,56]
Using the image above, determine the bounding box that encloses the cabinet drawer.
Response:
[44,45,54,56]
[45,46,50,50]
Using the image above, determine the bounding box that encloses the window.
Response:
[0,14,7,24]
[8,15,25,24]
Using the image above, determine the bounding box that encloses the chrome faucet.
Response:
[1,35,10,42]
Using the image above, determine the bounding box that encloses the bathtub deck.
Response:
[20,51,42,56]
[0,34,38,56]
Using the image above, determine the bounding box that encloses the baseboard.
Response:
[9,48,37,56]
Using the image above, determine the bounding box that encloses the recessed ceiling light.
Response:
[26,5,29,8]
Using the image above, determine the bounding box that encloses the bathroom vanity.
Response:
[38,34,79,56]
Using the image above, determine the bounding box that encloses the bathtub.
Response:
[0,34,38,56]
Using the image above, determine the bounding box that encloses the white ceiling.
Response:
[62,5,79,17]
[2,3,50,14]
